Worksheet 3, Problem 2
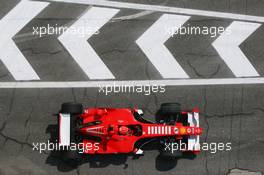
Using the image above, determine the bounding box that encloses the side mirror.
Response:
[135,149,144,155]
[137,109,144,116]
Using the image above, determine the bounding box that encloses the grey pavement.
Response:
[0,0,264,175]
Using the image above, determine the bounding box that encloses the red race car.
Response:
[58,102,202,160]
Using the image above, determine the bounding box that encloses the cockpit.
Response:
[118,125,142,136]
[107,124,142,136]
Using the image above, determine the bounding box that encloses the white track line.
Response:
[0,78,264,88]
[0,0,49,80]
[212,21,261,77]
[47,0,264,23]
[136,14,190,78]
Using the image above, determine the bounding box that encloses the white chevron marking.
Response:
[59,7,119,79]
[136,14,190,78]
[212,21,261,77]
[0,0,49,80]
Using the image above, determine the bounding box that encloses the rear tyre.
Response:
[61,102,83,114]
[158,103,183,159]
[157,103,181,124]
[160,103,181,114]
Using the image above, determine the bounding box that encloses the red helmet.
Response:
[119,126,130,135]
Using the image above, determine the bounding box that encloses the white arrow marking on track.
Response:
[59,7,119,79]
[136,14,190,78]
[0,0,49,80]
[212,21,261,77]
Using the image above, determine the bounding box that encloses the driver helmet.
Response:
[119,126,130,135]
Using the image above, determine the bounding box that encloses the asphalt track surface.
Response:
[0,0,264,175]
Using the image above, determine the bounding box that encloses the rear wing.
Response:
[187,108,200,152]
[58,113,71,146]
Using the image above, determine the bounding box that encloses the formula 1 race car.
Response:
[58,102,202,160]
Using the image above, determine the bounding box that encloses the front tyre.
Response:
[159,139,183,159]
[63,150,82,162]
[158,103,183,159]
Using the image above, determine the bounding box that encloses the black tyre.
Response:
[160,103,181,114]
[160,138,183,158]
[61,102,83,114]
[63,150,82,162]
[157,103,181,124]
[160,149,183,159]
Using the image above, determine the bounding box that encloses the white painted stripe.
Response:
[151,126,154,134]
[0,78,264,88]
[59,7,119,79]
[154,126,156,134]
[212,21,260,77]
[148,126,150,134]
[158,126,161,134]
[86,126,103,130]
[161,126,164,134]
[0,0,49,80]
[168,126,171,134]
[136,14,190,78]
[165,126,168,134]
[48,0,264,23]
